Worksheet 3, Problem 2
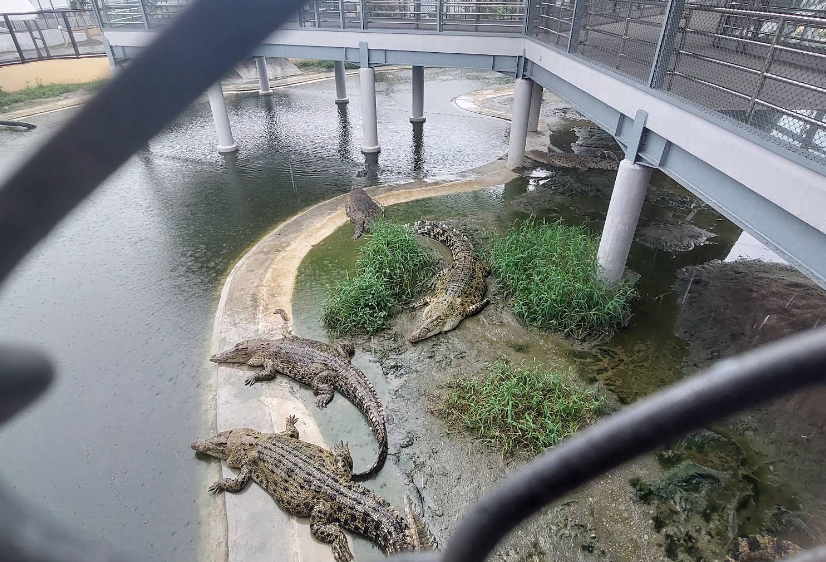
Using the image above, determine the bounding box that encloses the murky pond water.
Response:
[0,67,510,561]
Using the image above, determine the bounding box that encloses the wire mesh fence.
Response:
[576,0,668,81]
[531,0,577,48]
[663,3,826,164]
[0,10,104,66]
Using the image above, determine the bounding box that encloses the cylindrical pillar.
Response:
[359,66,380,153]
[410,65,426,123]
[206,82,238,153]
[596,160,653,286]
[506,77,533,169]
[334,60,349,104]
[256,56,272,96]
[527,80,543,132]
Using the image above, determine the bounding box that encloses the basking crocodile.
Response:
[345,186,383,240]
[408,220,489,342]
[192,416,434,562]
[210,336,387,480]
[727,535,802,562]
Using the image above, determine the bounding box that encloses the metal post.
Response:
[507,77,533,169]
[255,57,273,96]
[568,0,585,53]
[616,1,633,70]
[314,0,320,27]
[62,11,80,57]
[334,60,349,103]
[746,17,784,122]
[410,65,426,123]
[359,66,380,153]
[527,80,542,132]
[524,0,534,36]
[4,16,26,63]
[34,19,51,59]
[360,0,367,29]
[206,82,238,153]
[437,0,443,31]
[24,20,43,60]
[339,0,345,28]
[648,0,686,89]
[137,0,151,29]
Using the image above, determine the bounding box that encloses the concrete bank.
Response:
[208,157,524,562]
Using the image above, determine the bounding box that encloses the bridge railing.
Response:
[89,0,826,165]
[0,9,105,66]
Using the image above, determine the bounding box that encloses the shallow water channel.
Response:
[0,68,510,561]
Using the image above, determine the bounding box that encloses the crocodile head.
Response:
[408,296,462,343]
[191,428,264,466]
[210,339,268,364]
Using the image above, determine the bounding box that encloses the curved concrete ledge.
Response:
[208,158,517,562]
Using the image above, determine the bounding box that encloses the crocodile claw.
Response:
[244,375,257,386]
[208,482,225,494]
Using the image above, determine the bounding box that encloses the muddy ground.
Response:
[674,260,826,547]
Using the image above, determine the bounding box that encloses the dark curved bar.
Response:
[386,327,826,562]
[0,0,305,287]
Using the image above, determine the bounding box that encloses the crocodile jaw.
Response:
[191,430,232,459]
[210,341,254,364]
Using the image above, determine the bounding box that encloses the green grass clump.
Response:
[0,79,107,109]
[489,217,636,340]
[293,59,358,70]
[323,218,436,336]
[441,359,605,455]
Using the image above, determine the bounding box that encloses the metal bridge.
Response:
[86,0,826,291]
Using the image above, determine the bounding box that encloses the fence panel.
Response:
[0,10,104,66]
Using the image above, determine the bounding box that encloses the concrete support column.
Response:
[596,160,653,286]
[334,60,349,104]
[410,65,426,123]
[506,77,533,169]
[255,57,272,96]
[206,82,238,153]
[359,66,380,153]
[527,80,543,132]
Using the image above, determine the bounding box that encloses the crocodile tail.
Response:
[404,496,436,551]
[411,220,470,255]
[344,366,388,481]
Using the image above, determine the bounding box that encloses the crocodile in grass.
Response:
[408,220,489,342]
[192,416,434,562]
[346,187,383,240]
[727,535,802,562]
[210,335,387,480]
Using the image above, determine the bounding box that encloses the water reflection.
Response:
[412,121,424,175]
[337,103,351,160]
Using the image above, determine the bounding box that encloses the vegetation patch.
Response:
[0,79,107,109]
[293,59,358,71]
[323,218,436,336]
[489,217,636,340]
[440,359,605,456]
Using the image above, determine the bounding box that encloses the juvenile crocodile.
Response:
[408,220,489,342]
[192,416,434,562]
[210,335,387,480]
[345,186,383,240]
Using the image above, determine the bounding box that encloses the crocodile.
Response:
[210,335,387,480]
[192,416,434,562]
[727,535,802,562]
[345,186,383,240]
[408,220,489,342]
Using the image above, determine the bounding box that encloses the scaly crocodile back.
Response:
[412,220,475,257]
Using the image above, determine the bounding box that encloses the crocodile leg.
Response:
[310,501,354,562]
[331,441,353,477]
[208,465,252,494]
[279,414,299,439]
[311,371,335,409]
[245,358,283,386]
[465,298,489,316]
